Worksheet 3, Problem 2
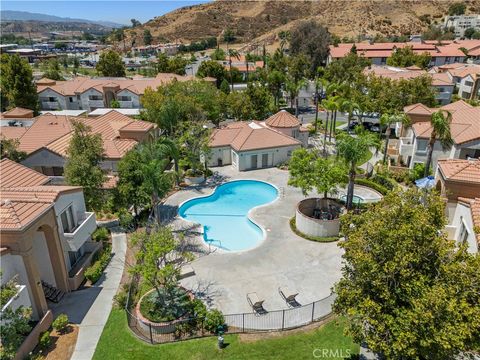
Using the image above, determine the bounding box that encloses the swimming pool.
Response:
[178,180,278,251]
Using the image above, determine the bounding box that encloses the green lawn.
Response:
[358,149,373,165]
[93,309,359,360]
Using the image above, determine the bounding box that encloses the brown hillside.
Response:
[125,0,480,48]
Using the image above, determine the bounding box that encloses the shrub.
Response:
[84,246,111,284]
[371,173,396,190]
[204,309,225,334]
[38,331,51,350]
[113,284,129,309]
[92,227,109,243]
[0,280,18,308]
[190,298,207,318]
[409,162,430,182]
[52,314,69,333]
[118,208,134,230]
[355,178,390,195]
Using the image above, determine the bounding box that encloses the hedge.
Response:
[84,245,112,284]
[354,178,390,195]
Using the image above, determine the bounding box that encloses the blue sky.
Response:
[2,1,210,25]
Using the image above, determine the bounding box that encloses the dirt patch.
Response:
[37,325,78,360]
[238,315,334,343]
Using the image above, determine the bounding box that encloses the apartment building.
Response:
[0,110,157,176]
[444,15,480,38]
[435,158,480,254]
[431,62,480,100]
[0,159,99,321]
[397,100,480,170]
[364,64,455,105]
[327,40,480,67]
[36,73,214,112]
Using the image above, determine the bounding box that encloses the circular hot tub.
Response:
[295,198,345,238]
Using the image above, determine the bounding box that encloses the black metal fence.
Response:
[125,274,335,344]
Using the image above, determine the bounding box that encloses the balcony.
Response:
[118,100,133,108]
[68,241,102,290]
[41,101,60,110]
[436,91,452,100]
[88,100,105,108]
[1,285,31,319]
[64,212,97,251]
[399,137,414,156]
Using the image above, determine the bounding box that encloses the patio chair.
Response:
[278,287,299,308]
[246,292,266,315]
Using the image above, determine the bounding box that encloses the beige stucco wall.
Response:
[449,202,478,253]
[31,231,57,286]
[236,145,300,171]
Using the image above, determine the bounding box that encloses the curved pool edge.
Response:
[176,179,280,254]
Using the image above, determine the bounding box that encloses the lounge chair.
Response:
[279,287,299,307]
[246,292,266,315]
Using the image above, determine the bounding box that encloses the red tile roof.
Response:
[438,159,480,184]
[265,110,301,128]
[1,111,155,160]
[0,159,49,187]
[210,121,301,151]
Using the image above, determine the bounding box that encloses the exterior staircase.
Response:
[41,281,65,303]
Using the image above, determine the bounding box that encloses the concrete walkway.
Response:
[51,230,127,360]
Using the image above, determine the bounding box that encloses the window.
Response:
[117,95,131,101]
[61,206,76,233]
[49,97,56,102]
[52,167,64,176]
[465,81,474,87]
[416,139,428,152]
[88,95,103,101]
[458,219,469,244]
[69,97,73,103]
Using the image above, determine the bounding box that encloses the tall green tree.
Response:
[288,148,347,198]
[0,54,39,114]
[387,46,431,69]
[146,29,156,46]
[96,50,125,77]
[424,110,453,177]
[285,76,307,117]
[336,129,380,210]
[130,228,193,308]
[0,138,27,162]
[227,49,240,92]
[334,189,480,359]
[43,58,64,81]
[64,121,106,210]
[197,60,228,87]
[289,20,331,74]
[244,82,275,119]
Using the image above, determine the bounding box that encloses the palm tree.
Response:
[157,137,180,185]
[322,98,337,156]
[337,130,380,210]
[314,77,328,134]
[424,110,453,177]
[286,77,307,117]
[228,49,240,92]
[245,52,250,81]
[138,141,175,223]
[340,99,360,130]
[379,112,410,164]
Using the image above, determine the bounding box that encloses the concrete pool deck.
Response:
[162,167,380,315]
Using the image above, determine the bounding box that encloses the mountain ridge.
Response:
[123,0,480,48]
[1,10,124,28]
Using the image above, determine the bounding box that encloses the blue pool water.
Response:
[178,180,278,251]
